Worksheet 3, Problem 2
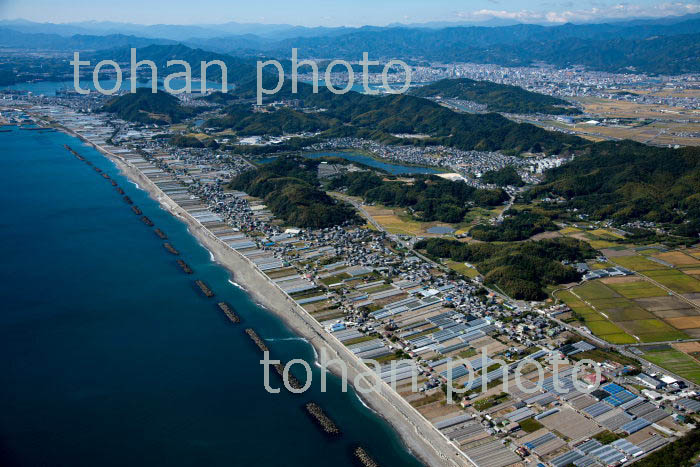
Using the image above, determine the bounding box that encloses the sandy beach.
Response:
[57,124,471,467]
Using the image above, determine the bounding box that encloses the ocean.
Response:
[0,126,422,467]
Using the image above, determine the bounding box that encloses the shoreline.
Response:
[55,123,471,467]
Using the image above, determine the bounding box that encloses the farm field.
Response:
[602,278,668,299]
[445,260,480,278]
[644,269,700,294]
[564,278,691,343]
[610,255,669,271]
[642,347,700,385]
[362,205,465,237]
[653,251,700,268]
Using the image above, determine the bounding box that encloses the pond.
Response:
[306,151,440,175]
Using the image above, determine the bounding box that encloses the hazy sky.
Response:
[1,0,698,26]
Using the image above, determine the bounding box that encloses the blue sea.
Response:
[0,126,422,467]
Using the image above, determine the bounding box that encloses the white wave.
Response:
[228,279,244,290]
[266,337,309,343]
[127,179,144,191]
[354,391,376,413]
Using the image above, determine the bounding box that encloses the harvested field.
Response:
[633,296,693,312]
[601,276,640,284]
[654,251,700,268]
[674,341,700,354]
[664,316,700,329]
[654,308,699,319]
[600,248,636,257]
[417,401,460,421]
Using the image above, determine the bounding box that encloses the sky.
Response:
[0,0,699,27]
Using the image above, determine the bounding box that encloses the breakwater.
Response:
[353,447,380,467]
[194,280,215,298]
[164,243,179,255]
[38,129,422,467]
[305,402,341,436]
[244,328,303,390]
[177,259,193,274]
[216,302,240,323]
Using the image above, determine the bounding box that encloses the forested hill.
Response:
[531,141,700,237]
[229,156,359,228]
[90,44,260,83]
[102,88,196,124]
[410,78,581,115]
[222,78,586,154]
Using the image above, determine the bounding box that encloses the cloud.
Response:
[453,2,700,23]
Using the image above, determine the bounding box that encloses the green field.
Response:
[612,255,670,271]
[587,320,629,336]
[575,281,620,300]
[643,348,700,384]
[599,333,638,345]
[445,260,480,278]
[320,272,351,286]
[565,281,689,344]
[605,280,668,299]
[645,269,700,294]
[558,289,636,343]
[617,319,687,342]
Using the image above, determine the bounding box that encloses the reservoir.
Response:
[255,151,440,175]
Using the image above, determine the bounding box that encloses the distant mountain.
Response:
[249,19,700,74]
[0,19,360,41]
[0,27,174,51]
[89,44,260,83]
[410,78,581,115]
[3,16,698,74]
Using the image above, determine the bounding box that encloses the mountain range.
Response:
[1,14,699,74]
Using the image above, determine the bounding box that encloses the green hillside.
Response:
[410,78,580,115]
[229,156,359,228]
[530,141,700,238]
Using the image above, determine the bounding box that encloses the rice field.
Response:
[604,279,668,299]
[566,280,690,343]
[645,269,700,294]
[611,255,669,271]
[575,281,620,300]
[653,251,700,268]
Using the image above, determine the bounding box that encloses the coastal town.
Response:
[3,81,699,466]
